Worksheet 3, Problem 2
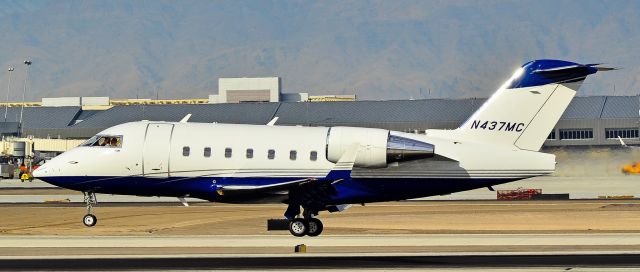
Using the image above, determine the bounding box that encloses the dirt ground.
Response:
[2,200,640,236]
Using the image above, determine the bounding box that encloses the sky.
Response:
[0,0,638,101]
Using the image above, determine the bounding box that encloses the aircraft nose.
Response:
[32,164,48,178]
[32,159,61,178]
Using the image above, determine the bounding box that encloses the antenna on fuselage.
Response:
[179,113,192,123]
[266,116,279,126]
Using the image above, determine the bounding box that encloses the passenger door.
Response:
[143,123,174,177]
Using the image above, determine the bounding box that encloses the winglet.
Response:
[180,114,192,123]
[267,116,279,126]
[325,144,359,180]
[618,136,628,147]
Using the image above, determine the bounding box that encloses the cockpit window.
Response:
[80,135,99,147]
[81,135,122,148]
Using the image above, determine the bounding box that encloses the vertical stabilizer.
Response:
[456,60,607,151]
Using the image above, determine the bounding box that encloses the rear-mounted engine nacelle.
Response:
[326,127,434,168]
[386,134,435,163]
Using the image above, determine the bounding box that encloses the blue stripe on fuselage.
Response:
[39,175,521,204]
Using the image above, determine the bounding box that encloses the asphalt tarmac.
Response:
[4,181,640,270]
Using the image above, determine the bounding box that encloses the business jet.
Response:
[34,59,612,236]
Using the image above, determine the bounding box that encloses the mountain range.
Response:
[0,0,638,101]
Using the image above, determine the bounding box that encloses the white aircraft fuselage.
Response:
[35,122,554,203]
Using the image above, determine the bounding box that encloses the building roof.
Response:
[276,99,486,125]
[601,96,640,119]
[1,95,637,138]
[73,103,280,128]
[1,107,80,128]
[561,96,607,119]
[0,122,19,134]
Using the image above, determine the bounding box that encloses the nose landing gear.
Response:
[82,192,97,227]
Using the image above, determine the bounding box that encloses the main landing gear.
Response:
[289,217,324,237]
[82,192,97,227]
[287,206,324,237]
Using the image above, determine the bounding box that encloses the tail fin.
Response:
[457,60,612,151]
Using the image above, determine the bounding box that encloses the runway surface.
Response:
[3,198,640,270]
[3,234,640,270]
[4,200,640,236]
[3,234,640,252]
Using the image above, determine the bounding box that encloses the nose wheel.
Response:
[83,192,98,227]
[83,214,97,227]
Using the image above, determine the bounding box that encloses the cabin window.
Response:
[246,148,254,159]
[290,150,297,160]
[310,151,318,161]
[82,135,122,148]
[182,146,190,157]
[268,149,275,160]
[204,147,211,157]
[225,148,232,158]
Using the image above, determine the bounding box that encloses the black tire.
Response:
[307,218,324,237]
[289,218,308,237]
[83,214,97,227]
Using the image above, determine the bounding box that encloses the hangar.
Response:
[0,95,638,148]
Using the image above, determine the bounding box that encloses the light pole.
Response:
[19,59,32,131]
[5,66,13,122]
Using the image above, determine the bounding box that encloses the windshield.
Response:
[80,135,122,148]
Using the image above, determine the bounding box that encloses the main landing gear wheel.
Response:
[307,218,324,237]
[83,214,97,227]
[289,218,309,237]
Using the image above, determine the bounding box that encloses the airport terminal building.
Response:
[1,95,639,148]
[0,77,637,159]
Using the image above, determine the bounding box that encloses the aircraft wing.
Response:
[216,178,310,195]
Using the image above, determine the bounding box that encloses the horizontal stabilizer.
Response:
[585,63,619,71]
[531,65,582,74]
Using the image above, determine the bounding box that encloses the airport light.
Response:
[19,59,32,131]
[5,66,14,122]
